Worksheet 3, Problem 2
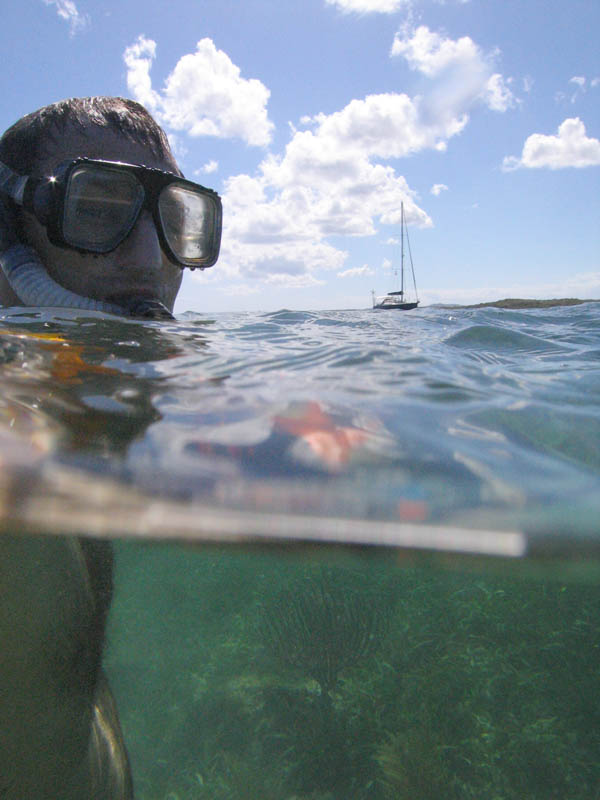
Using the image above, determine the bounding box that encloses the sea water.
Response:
[1,303,599,798]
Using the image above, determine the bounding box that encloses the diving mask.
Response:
[0,158,222,269]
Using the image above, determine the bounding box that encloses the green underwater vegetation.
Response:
[105,544,600,800]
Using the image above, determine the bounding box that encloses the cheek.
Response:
[22,214,107,291]
[22,214,78,278]
[163,262,183,305]
[22,213,51,258]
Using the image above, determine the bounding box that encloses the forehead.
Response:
[35,123,179,176]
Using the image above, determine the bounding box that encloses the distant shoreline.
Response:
[438,298,599,310]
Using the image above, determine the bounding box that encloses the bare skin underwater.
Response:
[0,535,132,799]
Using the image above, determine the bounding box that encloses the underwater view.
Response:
[108,544,600,800]
[1,302,599,798]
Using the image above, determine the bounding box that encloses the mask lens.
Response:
[62,166,144,252]
[159,184,219,266]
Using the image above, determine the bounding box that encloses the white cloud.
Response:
[503,118,600,171]
[556,76,599,105]
[569,75,586,103]
[215,211,346,287]
[123,36,161,111]
[431,183,448,195]
[337,265,375,278]
[391,25,516,112]
[325,0,407,12]
[391,25,482,77]
[299,93,467,163]
[123,36,274,147]
[42,0,89,35]
[194,25,514,292]
[483,74,516,112]
[199,160,219,175]
[212,91,442,286]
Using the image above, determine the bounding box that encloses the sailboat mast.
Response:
[372,198,419,309]
[400,201,405,296]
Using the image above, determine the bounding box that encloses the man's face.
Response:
[21,123,184,312]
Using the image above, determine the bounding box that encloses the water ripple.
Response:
[0,303,599,537]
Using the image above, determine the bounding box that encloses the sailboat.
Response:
[372,202,419,310]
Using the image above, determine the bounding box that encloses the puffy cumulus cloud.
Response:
[482,74,516,112]
[42,0,89,36]
[123,35,161,111]
[214,199,343,287]
[431,183,448,195]
[211,96,439,285]
[391,25,483,77]
[204,76,496,287]
[325,0,407,12]
[337,265,375,278]
[123,36,274,146]
[299,92,467,161]
[216,241,330,287]
[391,25,516,112]
[503,118,600,171]
[195,27,517,291]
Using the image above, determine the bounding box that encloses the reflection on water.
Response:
[1,304,599,533]
[0,304,599,798]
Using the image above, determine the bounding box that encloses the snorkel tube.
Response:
[0,243,126,314]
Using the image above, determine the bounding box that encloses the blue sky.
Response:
[1,0,599,313]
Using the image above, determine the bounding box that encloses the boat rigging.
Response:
[372,202,419,311]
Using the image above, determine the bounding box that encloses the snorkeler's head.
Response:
[0,98,222,315]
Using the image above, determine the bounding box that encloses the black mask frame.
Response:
[0,157,222,270]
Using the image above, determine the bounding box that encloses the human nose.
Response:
[116,211,163,273]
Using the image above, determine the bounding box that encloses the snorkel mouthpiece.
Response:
[110,295,175,320]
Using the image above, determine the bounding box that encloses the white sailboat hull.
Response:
[373,298,419,310]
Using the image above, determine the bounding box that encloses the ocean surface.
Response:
[1,302,599,798]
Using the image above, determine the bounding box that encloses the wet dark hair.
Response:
[0,96,174,175]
